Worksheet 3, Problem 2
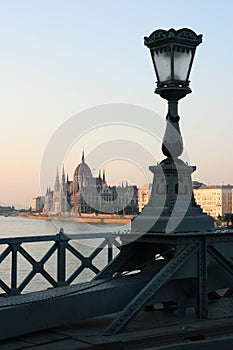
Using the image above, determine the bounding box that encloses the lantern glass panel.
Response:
[173,48,192,81]
[153,49,171,82]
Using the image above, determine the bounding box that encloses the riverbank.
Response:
[14,212,134,224]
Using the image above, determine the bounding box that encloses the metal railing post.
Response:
[10,243,19,295]
[57,229,69,286]
[107,238,113,263]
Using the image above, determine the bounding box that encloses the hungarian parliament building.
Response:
[32,153,233,220]
[39,152,139,215]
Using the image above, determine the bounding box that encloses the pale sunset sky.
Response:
[0,0,232,208]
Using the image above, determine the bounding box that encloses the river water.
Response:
[0,215,130,236]
[0,216,127,294]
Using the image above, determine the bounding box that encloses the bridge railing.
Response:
[0,230,121,296]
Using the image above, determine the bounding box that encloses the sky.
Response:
[0,0,233,208]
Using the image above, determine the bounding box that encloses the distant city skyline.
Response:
[0,1,232,208]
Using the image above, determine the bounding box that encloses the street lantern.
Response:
[131,26,214,234]
[144,28,202,100]
[144,28,202,158]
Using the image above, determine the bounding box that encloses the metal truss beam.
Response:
[104,243,198,334]
[196,236,208,319]
[208,245,233,276]
[94,244,136,280]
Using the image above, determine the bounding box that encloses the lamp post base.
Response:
[132,158,214,234]
[132,206,214,233]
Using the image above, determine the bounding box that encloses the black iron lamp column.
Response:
[131,28,214,234]
[144,28,202,161]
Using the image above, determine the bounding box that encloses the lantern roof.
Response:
[144,28,202,49]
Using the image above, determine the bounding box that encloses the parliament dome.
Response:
[73,152,93,189]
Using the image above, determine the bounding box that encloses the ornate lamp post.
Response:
[132,28,214,233]
[144,28,201,159]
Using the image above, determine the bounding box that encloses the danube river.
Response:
[0,215,130,236]
[0,216,127,294]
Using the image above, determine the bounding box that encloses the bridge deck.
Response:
[1,297,233,349]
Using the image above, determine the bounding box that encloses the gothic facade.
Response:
[43,152,138,215]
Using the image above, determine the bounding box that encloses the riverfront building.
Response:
[138,182,233,219]
[43,152,138,215]
[138,183,152,212]
[31,196,45,212]
[193,185,233,219]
